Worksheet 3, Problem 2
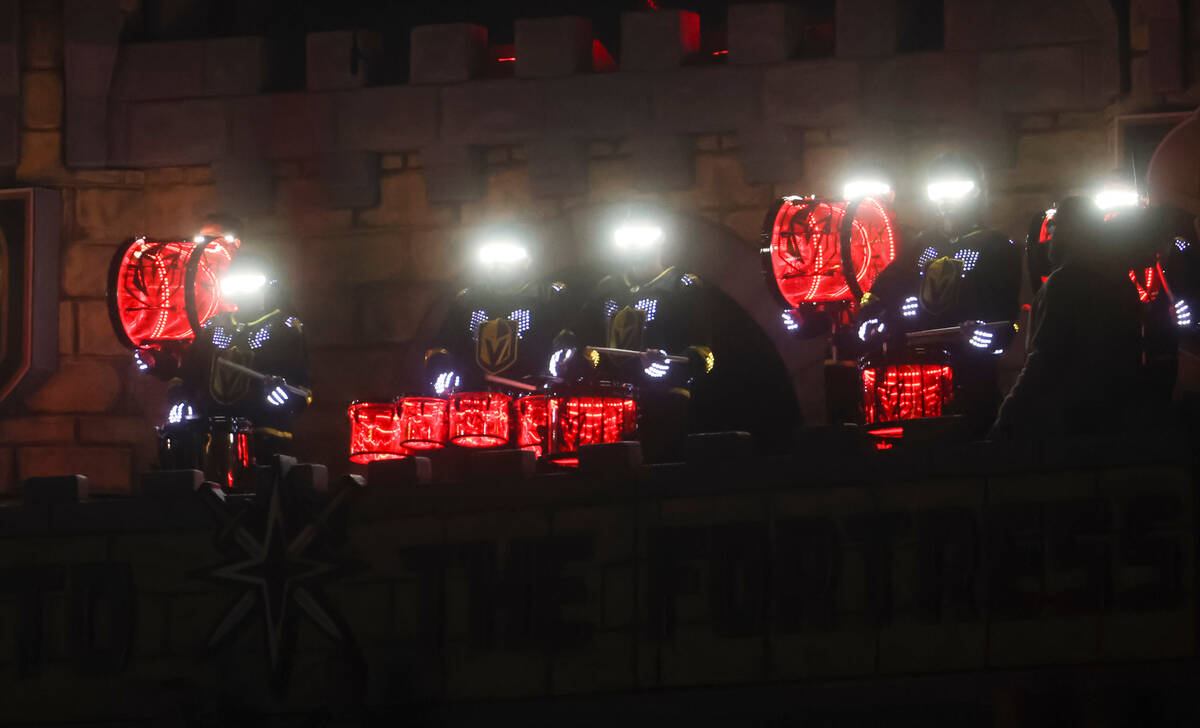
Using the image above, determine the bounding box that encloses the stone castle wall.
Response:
[0,0,1197,492]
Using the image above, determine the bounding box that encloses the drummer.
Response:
[165,250,312,470]
[553,216,714,462]
[424,230,573,397]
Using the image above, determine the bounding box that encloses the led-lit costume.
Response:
[164,259,311,487]
[424,278,572,395]
[856,158,1022,436]
[559,266,714,462]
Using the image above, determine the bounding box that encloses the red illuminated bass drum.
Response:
[347,400,408,464]
[107,236,237,352]
[762,196,897,309]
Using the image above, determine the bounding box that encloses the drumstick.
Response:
[588,346,689,364]
[215,358,310,398]
[905,320,1011,345]
[484,374,539,392]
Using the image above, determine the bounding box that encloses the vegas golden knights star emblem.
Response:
[608,306,647,350]
[476,317,519,374]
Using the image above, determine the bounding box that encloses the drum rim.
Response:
[348,450,408,464]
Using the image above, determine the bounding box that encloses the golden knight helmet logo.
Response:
[919,256,966,316]
[608,306,647,350]
[476,317,519,375]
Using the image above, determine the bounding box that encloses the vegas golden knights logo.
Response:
[920,256,965,316]
[210,347,254,405]
[608,306,646,350]
[476,317,518,375]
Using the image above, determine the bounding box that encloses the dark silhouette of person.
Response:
[990,196,1142,439]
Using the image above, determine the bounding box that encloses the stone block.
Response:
[762,58,859,127]
[945,0,1116,52]
[211,156,274,216]
[836,0,897,58]
[410,23,487,84]
[578,441,642,473]
[355,282,435,344]
[140,469,203,499]
[335,85,438,152]
[685,431,753,462]
[514,16,593,78]
[421,143,485,203]
[21,70,61,130]
[652,66,763,134]
[468,448,535,480]
[204,36,270,96]
[65,95,109,167]
[441,80,543,144]
[77,299,125,356]
[22,8,63,70]
[25,359,120,413]
[307,30,378,91]
[629,134,693,191]
[118,98,231,167]
[317,151,379,209]
[74,186,145,236]
[15,126,66,180]
[619,10,700,71]
[62,243,115,297]
[978,46,1090,113]
[359,170,454,227]
[21,447,130,492]
[21,474,88,503]
[110,40,205,101]
[862,52,976,121]
[728,3,803,65]
[365,456,432,487]
[78,416,148,445]
[287,463,328,494]
[525,139,588,198]
[59,300,74,354]
[738,124,804,183]
[692,153,772,208]
[0,415,74,444]
[543,74,652,138]
[231,92,336,160]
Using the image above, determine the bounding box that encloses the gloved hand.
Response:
[640,349,671,379]
[857,317,887,343]
[166,401,195,424]
[265,377,291,407]
[548,347,575,377]
[432,370,460,395]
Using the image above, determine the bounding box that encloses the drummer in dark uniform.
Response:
[424,233,572,396]
[554,219,714,461]
[164,252,311,481]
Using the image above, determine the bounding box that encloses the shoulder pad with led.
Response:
[679,273,701,288]
[549,281,568,295]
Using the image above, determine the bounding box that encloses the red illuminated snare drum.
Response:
[860,364,954,424]
[516,394,553,458]
[398,396,450,450]
[205,417,254,490]
[449,392,511,448]
[543,385,637,465]
[347,401,407,464]
[107,236,237,351]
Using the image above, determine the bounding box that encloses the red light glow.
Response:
[552,458,580,468]
[398,396,449,450]
[713,49,728,55]
[874,441,894,450]
[348,401,407,464]
[867,427,905,438]
[110,238,235,349]
[558,396,636,453]
[516,394,552,458]
[449,392,511,448]
[765,198,897,307]
[498,56,515,62]
[861,365,953,424]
